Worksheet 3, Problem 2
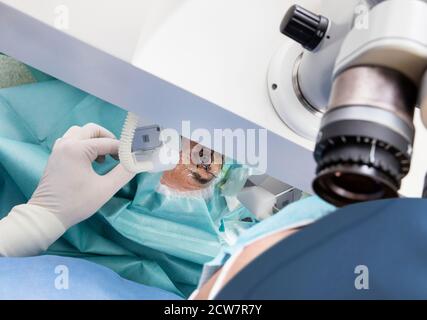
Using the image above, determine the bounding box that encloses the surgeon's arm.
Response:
[0,204,66,257]
[0,124,135,257]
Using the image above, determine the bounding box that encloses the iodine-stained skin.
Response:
[0,54,36,88]
[161,139,224,192]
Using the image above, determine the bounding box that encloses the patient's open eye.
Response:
[160,140,224,191]
[189,143,212,166]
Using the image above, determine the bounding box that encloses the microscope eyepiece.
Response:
[313,66,418,206]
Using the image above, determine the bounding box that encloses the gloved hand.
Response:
[28,123,135,229]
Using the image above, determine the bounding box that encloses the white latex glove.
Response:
[0,123,135,257]
[28,123,135,229]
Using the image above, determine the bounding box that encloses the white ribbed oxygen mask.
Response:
[119,112,180,173]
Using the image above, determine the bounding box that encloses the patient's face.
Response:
[160,140,223,191]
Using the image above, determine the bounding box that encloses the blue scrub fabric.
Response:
[198,196,336,288]
[0,255,182,300]
[0,79,255,298]
[216,199,427,299]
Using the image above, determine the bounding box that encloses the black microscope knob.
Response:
[280,5,329,51]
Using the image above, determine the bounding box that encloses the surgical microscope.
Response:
[268,0,427,206]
